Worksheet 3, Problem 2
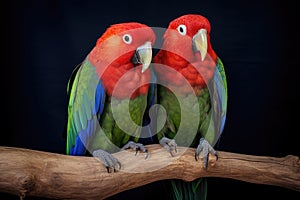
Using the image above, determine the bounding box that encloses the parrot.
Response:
[152,14,228,200]
[65,22,156,172]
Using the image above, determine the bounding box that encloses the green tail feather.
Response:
[171,178,207,200]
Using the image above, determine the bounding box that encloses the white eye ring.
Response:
[122,34,132,44]
[177,24,187,35]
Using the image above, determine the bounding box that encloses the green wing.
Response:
[66,59,105,155]
[203,57,228,145]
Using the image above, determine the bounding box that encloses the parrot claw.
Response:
[121,141,148,159]
[195,138,218,170]
[159,137,178,157]
[92,149,121,173]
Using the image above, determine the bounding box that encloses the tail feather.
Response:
[171,178,207,200]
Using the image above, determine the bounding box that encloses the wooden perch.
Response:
[0,145,299,200]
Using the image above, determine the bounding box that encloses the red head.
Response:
[154,14,217,90]
[163,14,216,62]
[88,22,156,98]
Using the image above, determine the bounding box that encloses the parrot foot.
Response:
[159,137,177,157]
[195,138,218,170]
[92,149,121,173]
[121,141,148,159]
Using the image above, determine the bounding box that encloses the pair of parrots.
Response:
[65,14,228,200]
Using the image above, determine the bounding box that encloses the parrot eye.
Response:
[122,34,132,44]
[177,25,187,35]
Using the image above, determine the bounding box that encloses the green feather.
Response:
[157,57,228,200]
[216,58,228,108]
[90,95,147,152]
[171,179,207,200]
[66,59,101,155]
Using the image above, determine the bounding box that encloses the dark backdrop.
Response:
[2,0,299,199]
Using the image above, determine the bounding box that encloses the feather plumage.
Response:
[153,14,228,200]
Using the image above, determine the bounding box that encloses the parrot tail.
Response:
[171,178,207,200]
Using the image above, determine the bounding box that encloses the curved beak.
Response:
[192,29,208,61]
[132,41,152,73]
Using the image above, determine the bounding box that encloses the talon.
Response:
[144,150,149,159]
[195,153,199,161]
[121,141,148,158]
[118,161,121,170]
[195,138,218,169]
[93,149,121,173]
[169,150,174,157]
[106,167,110,173]
[170,151,175,157]
[203,155,209,170]
[159,137,178,157]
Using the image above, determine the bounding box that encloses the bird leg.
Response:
[159,137,177,157]
[195,138,218,169]
[92,149,121,173]
[121,141,148,159]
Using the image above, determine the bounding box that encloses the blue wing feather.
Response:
[95,80,106,116]
[148,68,157,108]
[140,67,157,144]
[213,58,228,137]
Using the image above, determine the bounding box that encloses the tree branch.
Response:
[0,145,299,199]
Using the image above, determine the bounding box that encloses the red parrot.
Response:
[153,14,228,199]
[65,22,156,172]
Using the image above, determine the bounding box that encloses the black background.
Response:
[2,0,299,199]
